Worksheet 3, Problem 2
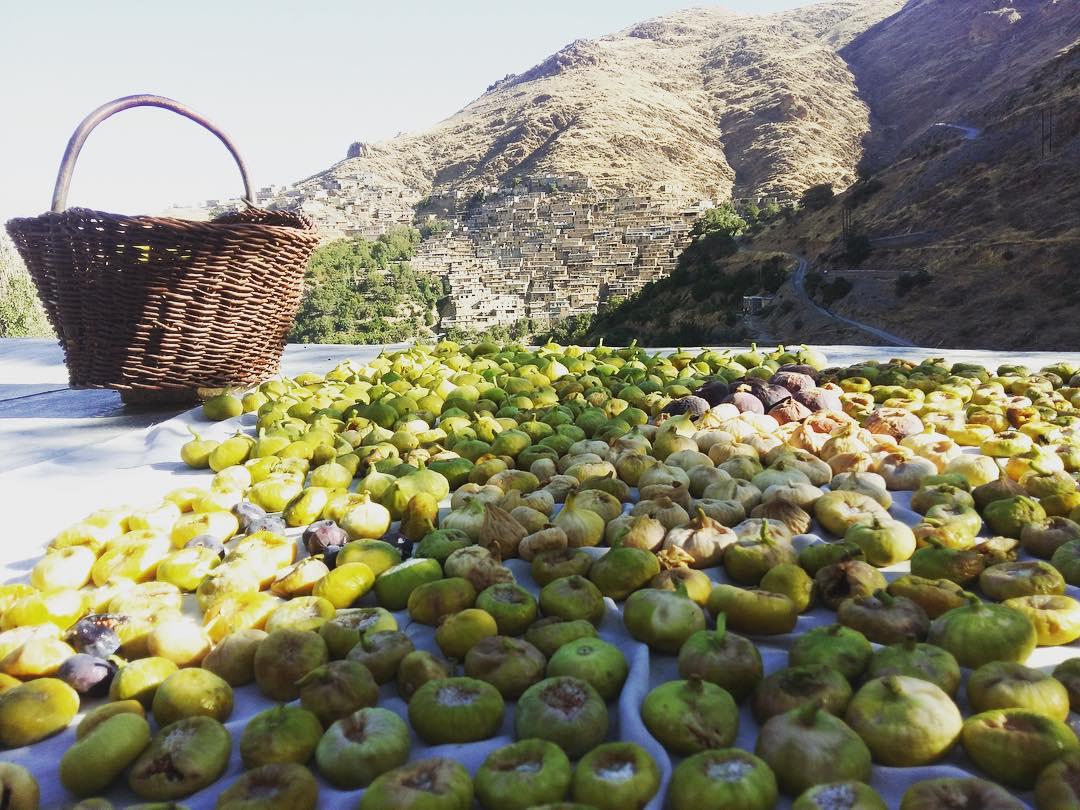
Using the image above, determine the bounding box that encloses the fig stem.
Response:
[713,614,728,641]
[796,701,820,726]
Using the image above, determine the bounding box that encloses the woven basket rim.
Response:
[6,206,317,235]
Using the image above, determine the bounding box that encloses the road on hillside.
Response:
[789,254,915,347]
[932,122,982,140]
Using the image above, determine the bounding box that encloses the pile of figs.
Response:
[2,339,1080,809]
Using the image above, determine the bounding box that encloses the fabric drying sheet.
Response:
[3,345,1080,809]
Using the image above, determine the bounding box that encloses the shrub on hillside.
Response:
[288,228,442,344]
[800,183,835,211]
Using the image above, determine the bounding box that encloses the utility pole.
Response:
[841,202,852,241]
[1041,105,1054,157]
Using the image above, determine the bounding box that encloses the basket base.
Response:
[118,387,203,408]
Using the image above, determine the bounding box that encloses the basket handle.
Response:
[51,94,254,213]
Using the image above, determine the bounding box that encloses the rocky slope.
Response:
[584,0,1080,351]
[293,0,904,215]
[753,0,1080,350]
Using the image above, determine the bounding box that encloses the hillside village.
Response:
[192,169,766,333]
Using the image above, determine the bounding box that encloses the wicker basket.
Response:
[6,94,320,406]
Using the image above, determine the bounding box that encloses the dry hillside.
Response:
[298,1,904,208]
[753,1,1080,350]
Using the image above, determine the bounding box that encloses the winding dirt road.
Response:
[789,254,915,347]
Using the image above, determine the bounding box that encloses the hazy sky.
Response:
[1,1,807,221]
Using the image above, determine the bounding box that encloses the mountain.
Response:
[577,0,1080,351]
[280,0,905,229]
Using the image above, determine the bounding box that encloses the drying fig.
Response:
[539,576,606,625]
[886,575,965,618]
[966,661,1070,720]
[798,540,865,576]
[1035,749,1080,810]
[201,627,265,686]
[152,667,233,727]
[751,664,853,723]
[1052,539,1080,585]
[346,630,414,683]
[407,577,478,625]
[524,618,598,658]
[1005,593,1080,645]
[984,495,1046,539]
[789,624,871,681]
[409,676,505,743]
[837,590,930,645]
[650,566,712,605]
[815,561,887,611]
[793,782,886,810]
[60,712,151,797]
[319,607,397,658]
[358,758,473,810]
[374,557,443,611]
[254,628,328,701]
[297,659,378,726]
[909,543,984,585]
[814,490,890,537]
[624,588,706,653]
[337,539,402,577]
[846,519,916,567]
[899,777,1023,810]
[478,503,529,558]
[677,617,763,701]
[464,635,547,698]
[397,650,454,701]
[76,699,144,740]
[216,763,318,810]
[475,582,538,636]
[109,657,178,707]
[414,528,471,563]
[444,546,514,591]
[724,521,798,585]
[667,749,778,810]
[866,637,961,696]
[980,560,1065,601]
[0,763,38,810]
[755,703,871,796]
[961,708,1080,788]
[571,742,660,810]
[239,705,323,768]
[1022,516,1080,558]
[514,676,609,758]
[910,483,974,514]
[546,637,627,701]
[750,500,813,535]
[474,739,572,810]
[315,707,411,789]
[708,584,798,635]
[845,675,961,766]
[127,716,231,800]
[641,677,738,754]
[588,547,660,601]
[661,510,736,568]
[519,526,569,561]
[972,473,1025,507]
[759,563,815,613]
[927,595,1037,669]
[531,548,593,586]
[435,608,498,659]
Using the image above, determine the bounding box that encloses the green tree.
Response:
[288,231,441,344]
[761,200,782,221]
[691,204,747,240]
[0,236,51,338]
[743,201,761,227]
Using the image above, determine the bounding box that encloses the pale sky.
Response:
[1,0,807,221]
